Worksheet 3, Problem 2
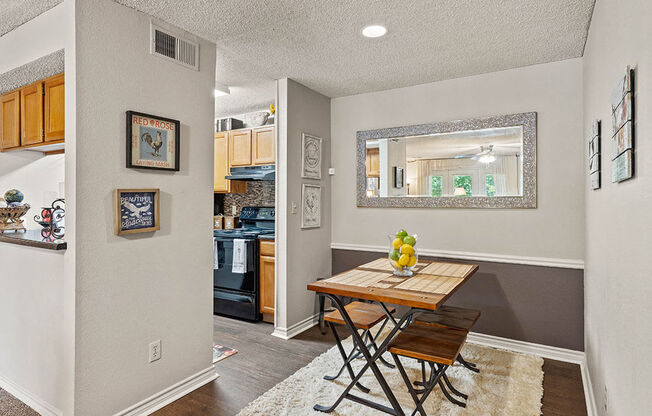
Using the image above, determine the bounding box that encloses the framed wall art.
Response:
[301,133,322,179]
[393,166,405,188]
[610,66,634,183]
[114,188,160,235]
[127,111,180,171]
[588,120,601,190]
[301,184,321,229]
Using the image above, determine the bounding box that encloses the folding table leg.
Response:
[325,322,370,393]
[457,354,479,373]
[392,353,427,416]
[442,373,468,400]
[314,294,413,415]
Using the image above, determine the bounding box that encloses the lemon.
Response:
[400,244,415,256]
[407,255,417,267]
[395,261,403,269]
[392,238,403,249]
[398,254,410,266]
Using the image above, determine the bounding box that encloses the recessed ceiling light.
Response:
[362,25,387,38]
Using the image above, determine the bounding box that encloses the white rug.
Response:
[237,330,544,415]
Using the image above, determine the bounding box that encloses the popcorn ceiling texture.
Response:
[0,49,64,94]
[0,0,62,36]
[115,0,595,98]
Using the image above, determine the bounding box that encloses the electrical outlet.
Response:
[231,205,237,216]
[149,340,161,363]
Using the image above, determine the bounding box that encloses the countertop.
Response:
[0,230,67,251]
[258,234,275,240]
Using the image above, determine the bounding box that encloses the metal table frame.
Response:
[314,293,427,415]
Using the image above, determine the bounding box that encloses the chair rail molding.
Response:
[331,243,584,270]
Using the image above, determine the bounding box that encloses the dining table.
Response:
[307,257,479,415]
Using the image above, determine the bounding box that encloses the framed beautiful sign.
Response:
[114,189,160,235]
[126,111,180,171]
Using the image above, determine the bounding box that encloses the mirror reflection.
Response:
[365,126,524,198]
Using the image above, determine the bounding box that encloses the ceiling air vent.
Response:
[150,23,199,71]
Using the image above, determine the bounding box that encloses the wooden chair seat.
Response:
[324,301,395,330]
[388,324,467,366]
[414,306,481,332]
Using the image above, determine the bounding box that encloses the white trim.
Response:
[466,331,596,416]
[331,242,585,270]
[272,313,320,340]
[0,374,62,416]
[114,365,218,416]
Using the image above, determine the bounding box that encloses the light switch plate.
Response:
[328,168,335,175]
[291,202,297,214]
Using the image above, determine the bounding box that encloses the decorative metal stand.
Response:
[34,199,65,240]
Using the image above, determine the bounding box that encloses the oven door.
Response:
[213,237,257,293]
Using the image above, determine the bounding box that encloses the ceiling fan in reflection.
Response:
[455,145,496,163]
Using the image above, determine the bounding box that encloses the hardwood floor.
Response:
[153,316,588,416]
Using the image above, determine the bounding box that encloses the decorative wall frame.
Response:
[393,166,405,188]
[610,66,635,183]
[301,184,321,229]
[301,133,322,179]
[114,189,160,235]
[588,120,601,190]
[356,112,537,208]
[127,111,180,171]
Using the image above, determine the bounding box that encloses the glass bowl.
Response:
[388,233,418,277]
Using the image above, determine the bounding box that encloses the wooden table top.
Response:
[308,258,478,310]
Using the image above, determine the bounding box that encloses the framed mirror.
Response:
[357,112,536,208]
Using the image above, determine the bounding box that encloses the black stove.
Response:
[213,207,275,321]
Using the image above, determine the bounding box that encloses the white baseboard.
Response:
[0,373,62,416]
[466,331,596,416]
[114,365,219,416]
[331,242,585,270]
[272,313,320,340]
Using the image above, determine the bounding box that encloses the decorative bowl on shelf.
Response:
[248,111,269,127]
[0,202,31,233]
[388,230,418,277]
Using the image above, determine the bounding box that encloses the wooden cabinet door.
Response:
[214,132,228,192]
[229,129,252,166]
[20,82,44,146]
[252,126,275,165]
[44,73,65,142]
[259,254,275,316]
[366,148,380,177]
[0,91,20,150]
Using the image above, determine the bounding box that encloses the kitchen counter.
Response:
[258,234,275,240]
[0,230,67,250]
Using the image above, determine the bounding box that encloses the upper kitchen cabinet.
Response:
[366,147,380,177]
[0,72,65,153]
[215,132,246,194]
[44,73,65,142]
[229,129,252,166]
[20,81,44,146]
[0,91,20,150]
[252,126,275,165]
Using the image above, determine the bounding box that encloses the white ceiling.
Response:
[0,0,62,37]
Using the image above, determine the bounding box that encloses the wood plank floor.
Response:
[153,315,588,416]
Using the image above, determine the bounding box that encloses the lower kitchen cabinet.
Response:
[259,239,275,323]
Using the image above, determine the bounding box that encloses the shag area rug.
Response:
[237,330,544,415]
[0,388,39,416]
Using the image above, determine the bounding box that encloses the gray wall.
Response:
[330,59,585,261]
[583,0,652,415]
[276,79,332,332]
[333,249,584,351]
[73,0,216,414]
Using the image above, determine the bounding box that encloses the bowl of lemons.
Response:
[389,229,418,276]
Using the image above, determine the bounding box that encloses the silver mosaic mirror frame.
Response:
[357,112,537,208]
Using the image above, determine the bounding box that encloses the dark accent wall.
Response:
[333,249,584,351]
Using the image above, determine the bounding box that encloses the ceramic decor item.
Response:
[388,230,418,276]
[4,189,24,204]
[249,111,269,127]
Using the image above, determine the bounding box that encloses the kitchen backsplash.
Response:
[223,181,275,215]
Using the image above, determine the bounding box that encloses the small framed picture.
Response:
[301,184,321,229]
[301,133,322,180]
[127,111,180,171]
[393,166,404,188]
[114,189,160,235]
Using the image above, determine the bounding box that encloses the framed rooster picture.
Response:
[126,111,180,171]
[114,189,160,235]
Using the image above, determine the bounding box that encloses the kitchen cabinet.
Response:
[214,132,246,194]
[252,126,275,165]
[0,72,65,153]
[229,129,252,166]
[43,73,65,142]
[20,81,44,146]
[0,91,20,150]
[366,148,380,177]
[259,239,275,323]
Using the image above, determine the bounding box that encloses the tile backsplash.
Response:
[223,181,275,215]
